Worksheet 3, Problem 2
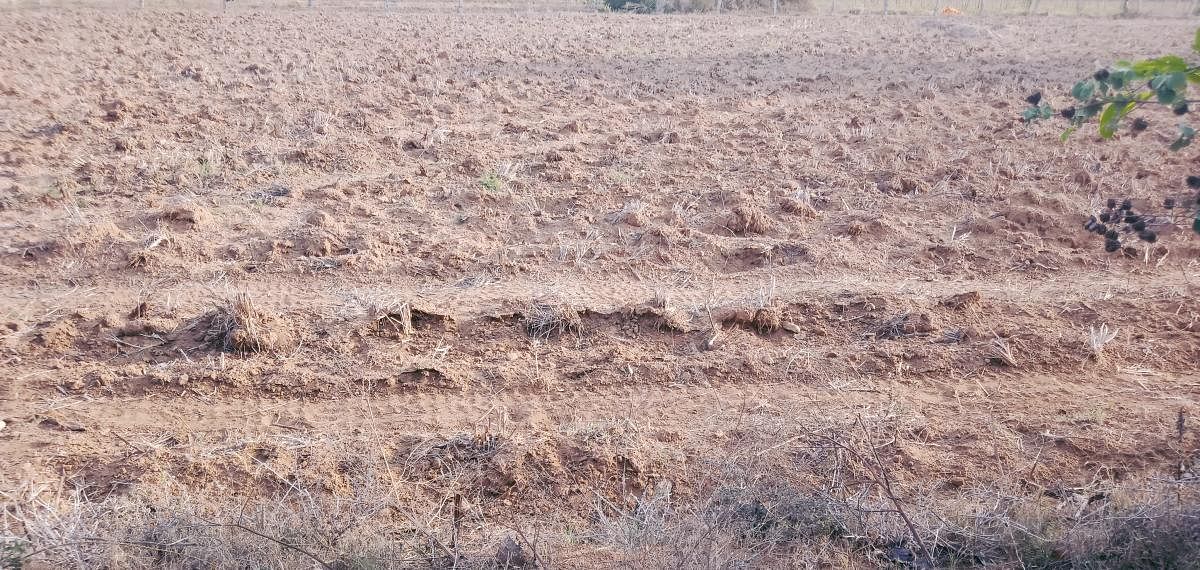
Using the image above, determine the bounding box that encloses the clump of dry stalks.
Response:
[1088,323,1119,361]
[523,302,582,340]
[988,334,1018,367]
[363,298,415,337]
[205,293,292,354]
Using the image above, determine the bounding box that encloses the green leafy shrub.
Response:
[478,172,503,193]
[1024,28,1200,249]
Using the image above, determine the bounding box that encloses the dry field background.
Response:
[1,5,1200,569]
[3,0,1200,15]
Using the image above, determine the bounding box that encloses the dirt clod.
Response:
[159,201,213,229]
[731,204,773,234]
[942,291,982,310]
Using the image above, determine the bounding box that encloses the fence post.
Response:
[772,0,777,15]
[883,0,888,14]
[1191,0,1199,17]
[829,0,835,14]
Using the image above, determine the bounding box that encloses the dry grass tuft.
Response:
[5,414,1200,570]
[712,304,785,336]
[655,306,693,332]
[364,298,414,337]
[1088,323,1119,361]
[752,306,782,334]
[988,335,1018,367]
[205,294,292,354]
[779,196,817,218]
[731,204,773,234]
[629,301,693,332]
[523,302,582,340]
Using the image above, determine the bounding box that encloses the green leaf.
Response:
[1188,69,1200,85]
[1060,126,1078,142]
[1098,100,1136,139]
[1022,105,1053,122]
[1151,74,1185,104]
[1078,101,1103,120]
[1157,86,1178,103]
[1071,80,1095,102]
[1193,27,1200,54]
[1170,124,1196,151]
[1108,68,1137,90]
[1168,71,1188,91]
[1132,55,1189,77]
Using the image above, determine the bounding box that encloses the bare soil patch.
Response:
[1,8,1198,568]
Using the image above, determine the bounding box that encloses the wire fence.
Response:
[3,0,1197,16]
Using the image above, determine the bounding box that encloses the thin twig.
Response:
[192,518,333,569]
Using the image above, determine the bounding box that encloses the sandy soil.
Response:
[1,7,1199,567]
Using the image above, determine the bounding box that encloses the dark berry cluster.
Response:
[1083,176,1200,253]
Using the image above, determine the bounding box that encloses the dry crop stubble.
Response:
[1,8,1199,569]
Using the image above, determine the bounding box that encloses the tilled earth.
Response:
[1,8,1198,567]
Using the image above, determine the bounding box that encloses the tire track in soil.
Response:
[28,383,817,438]
[1,265,1193,321]
[16,371,1200,444]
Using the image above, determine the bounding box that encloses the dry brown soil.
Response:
[1,7,1199,567]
